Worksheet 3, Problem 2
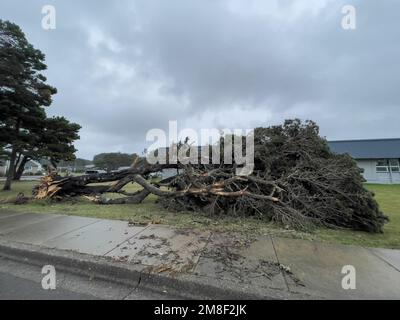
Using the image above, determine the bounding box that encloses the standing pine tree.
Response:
[0,21,81,186]
[0,20,57,190]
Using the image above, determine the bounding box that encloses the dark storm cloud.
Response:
[1,0,399,158]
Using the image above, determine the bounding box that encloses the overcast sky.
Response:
[1,0,399,159]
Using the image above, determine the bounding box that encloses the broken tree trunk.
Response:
[34,158,174,199]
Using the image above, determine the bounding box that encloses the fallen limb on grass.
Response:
[33,120,388,233]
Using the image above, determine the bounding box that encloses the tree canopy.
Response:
[0,20,80,188]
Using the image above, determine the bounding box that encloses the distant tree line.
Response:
[93,153,138,172]
[56,153,139,173]
[56,158,93,173]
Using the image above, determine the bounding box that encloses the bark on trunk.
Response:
[33,159,178,199]
[13,156,29,181]
[3,148,17,191]
[3,120,20,191]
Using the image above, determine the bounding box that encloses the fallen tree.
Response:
[33,120,388,233]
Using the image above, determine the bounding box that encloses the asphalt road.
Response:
[0,256,180,300]
[0,271,97,300]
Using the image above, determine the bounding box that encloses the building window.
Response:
[376,159,389,173]
[376,159,400,173]
[389,159,400,172]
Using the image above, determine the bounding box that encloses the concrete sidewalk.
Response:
[0,210,399,299]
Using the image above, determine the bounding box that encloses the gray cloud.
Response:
[1,0,399,158]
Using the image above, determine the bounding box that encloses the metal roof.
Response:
[328,138,400,159]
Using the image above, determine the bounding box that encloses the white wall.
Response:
[0,160,9,177]
[356,159,400,184]
[392,170,400,183]
[161,168,180,179]
[0,166,6,176]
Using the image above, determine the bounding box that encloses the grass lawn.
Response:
[0,181,399,249]
[314,184,400,249]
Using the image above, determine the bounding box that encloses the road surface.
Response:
[0,271,96,300]
[0,257,179,300]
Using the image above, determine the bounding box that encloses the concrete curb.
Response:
[0,238,303,300]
